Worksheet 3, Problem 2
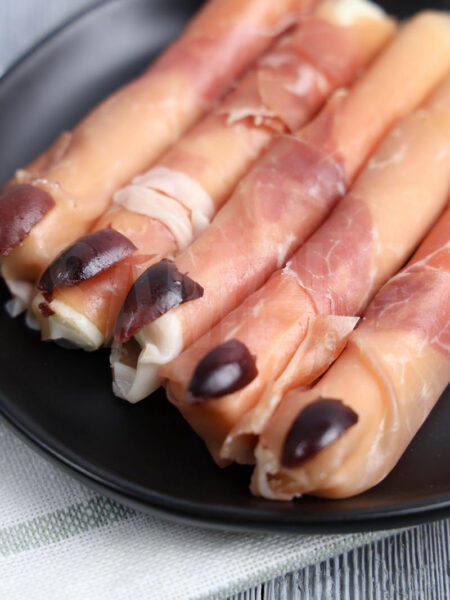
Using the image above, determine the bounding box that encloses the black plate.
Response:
[0,0,449,534]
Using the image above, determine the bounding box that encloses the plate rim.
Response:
[1,391,449,534]
[0,0,117,88]
[0,0,449,534]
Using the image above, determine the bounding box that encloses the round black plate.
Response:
[0,0,449,533]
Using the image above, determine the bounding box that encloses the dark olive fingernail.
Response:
[187,339,258,401]
[0,185,54,255]
[114,258,203,342]
[38,228,136,293]
[281,398,358,468]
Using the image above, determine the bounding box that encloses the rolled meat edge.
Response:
[32,0,395,351]
[2,0,312,313]
[252,205,450,499]
[124,11,450,403]
[164,72,450,465]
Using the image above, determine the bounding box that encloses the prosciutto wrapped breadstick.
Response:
[164,73,450,465]
[252,206,450,499]
[32,0,395,351]
[1,0,312,315]
[113,11,450,403]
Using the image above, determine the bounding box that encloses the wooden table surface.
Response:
[1,1,448,598]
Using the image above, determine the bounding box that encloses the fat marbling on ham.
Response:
[31,0,395,351]
[163,72,450,466]
[252,205,450,500]
[113,11,450,403]
[1,0,313,313]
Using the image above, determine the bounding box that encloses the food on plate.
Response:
[1,0,313,315]
[1,0,449,504]
[163,72,450,465]
[31,0,395,351]
[112,11,450,403]
[252,205,450,499]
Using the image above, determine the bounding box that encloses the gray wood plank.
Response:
[228,522,450,600]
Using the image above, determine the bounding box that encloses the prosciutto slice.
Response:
[164,73,450,465]
[30,0,394,351]
[31,0,395,352]
[1,0,312,313]
[252,206,450,500]
[114,11,450,403]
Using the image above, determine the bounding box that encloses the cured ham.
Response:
[252,206,450,500]
[164,73,450,465]
[1,0,312,315]
[31,0,395,351]
[113,11,450,403]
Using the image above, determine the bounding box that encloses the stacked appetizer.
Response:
[0,0,449,501]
